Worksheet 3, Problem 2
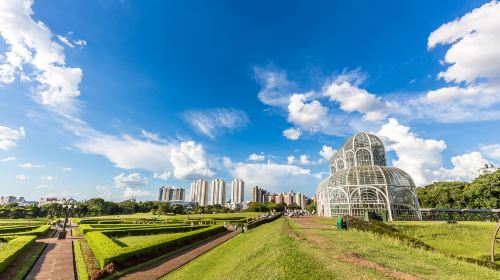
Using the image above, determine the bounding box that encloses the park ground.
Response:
[165,217,499,280]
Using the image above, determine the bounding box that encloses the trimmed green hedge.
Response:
[79,224,188,234]
[0,235,37,273]
[0,225,51,237]
[247,214,282,229]
[74,240,89,280]
[86,225,226,268]
[0,226,39,234]
[102,225,207,238]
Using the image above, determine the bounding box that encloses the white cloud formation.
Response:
[122,187,151,200]
[19,162,44,168]
[41,175,54,181]
[287,93,329,129]
[415,1,500,122]
[183,108,249,139]
[248,153,265,161]
[377,118,447,186]
[227,159,320,194]
[153,171,171,181]
[16,174,28,180]
[35,184,51,189]
[324,78,396,122]
[0,156,16,162]
[377,118,491,185]
[287,154,312,165]
[283,127,302,140]
[170,141,214,179]
[63,167,72,171]
[254,67,296,107]
[480,144,500,160]
[0,126,25,150]
[319,145,335,160]
[114,172,148,187]
[0,0,83,112]
[431,152,489,182]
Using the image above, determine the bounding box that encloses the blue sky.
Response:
[1,0,500,201]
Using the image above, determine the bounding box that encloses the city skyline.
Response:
[1,0,500,201]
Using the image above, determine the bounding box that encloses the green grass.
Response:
[115,232,189,247]
[390,221,498,262]
[74,240,90,280]
[164,219,499,280]
[165,219,388,280]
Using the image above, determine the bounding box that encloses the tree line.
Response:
[417,170,500,209]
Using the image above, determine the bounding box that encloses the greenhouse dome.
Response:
[316,133,421,221]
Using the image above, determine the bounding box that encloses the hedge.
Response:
[0,226,39,234]
[247,213,282,229]
[79,224,188,234]
[0,235,37,273]
[86,225,226,268]
[0,225,51,237]
[101,225,207,238]
[73,240,89,280]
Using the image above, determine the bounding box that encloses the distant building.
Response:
[251,186,267,203]
[231,179,244,204]
[478,163,500,176]
[158,187,185,202]
[294,192,306,209]
[283,192,294,206]
[211,179,226,205]
[190,179,209,206]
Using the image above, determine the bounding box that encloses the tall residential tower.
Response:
[231,179,244,204]
[211,179,226,205]
[190,179,209,206]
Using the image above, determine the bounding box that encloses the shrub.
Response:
[247,214,282,230]
[0,235,36,273]
[0,225,51,237]
[73,240,90,280]
[102,225,206,238]
[0,226,39,234]
[86,225,226,268]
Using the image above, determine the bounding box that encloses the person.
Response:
[223,222,227,229]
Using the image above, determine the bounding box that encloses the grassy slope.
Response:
[165,219,390,280]
[390,221,498,261]
[165,218,498,280]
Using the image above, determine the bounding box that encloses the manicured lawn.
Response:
[390,221,498,262]
[165,218,499,280]
[115,232,191,247]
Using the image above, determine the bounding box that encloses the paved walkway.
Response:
[25,226,78,280]
[122,229,239,280]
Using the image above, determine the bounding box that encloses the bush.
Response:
[0,225,51,237]
[0,235,36,273]
[247,214,282,230]
[0,226,39,234]
[86,225,226,268]
[102,225,206,238]
[79,224,188,234]
[73,240,89,280]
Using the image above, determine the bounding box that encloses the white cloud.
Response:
[324,79,396,122]
[319,145,335,160]
[0,0,83,112]
[287,93,329,129]
[0,156,16,162]
[228,160,320,194]
[41,175,54,181]
[283,127,302,140]
[480,144,500,160]
[16,174,28,180]
[153,171,171,181]
[416,1,500,122]
[56,35,74,48]
[254,67,296,107]
[247,153,265,161]
[122,187,151,200]
[114,172,148,188]
[287,154,312,165]
[63,167,72,171]
[377,118,447,186]
[96,185,113,200]
[35,184,51,189]
[432,152,489,182]
[182,108,249,139]
[0,126,25,150]
[19,163,44,168]
[170,141,214,179]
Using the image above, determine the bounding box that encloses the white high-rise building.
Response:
[211,179,226,205]
[158,187,185,202]
[190,179,209,206]
[231,179,244,204]
[294,192,306,210]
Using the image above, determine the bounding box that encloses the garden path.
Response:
[25,225,79,280]
[122,229,239,280]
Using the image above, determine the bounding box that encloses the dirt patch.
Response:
[337,252,421,280]
[292,216,333,229]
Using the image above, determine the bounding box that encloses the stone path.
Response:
[122,229,240,280]
[25,226,78,280]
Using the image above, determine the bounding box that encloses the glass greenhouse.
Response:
[316,133,421,221]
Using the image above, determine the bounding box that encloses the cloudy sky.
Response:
[1,0,499,201]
